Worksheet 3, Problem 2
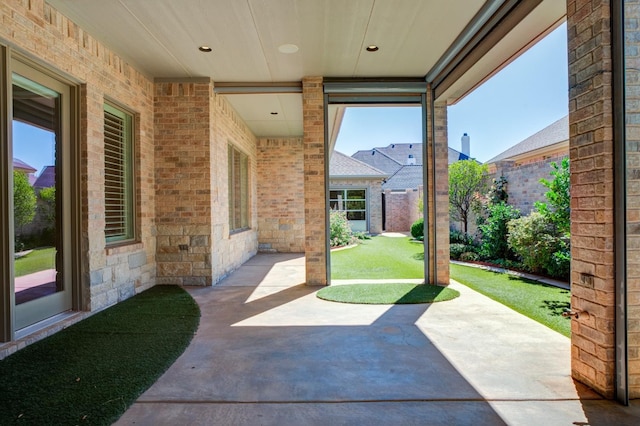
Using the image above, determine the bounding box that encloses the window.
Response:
[104,103,134,244]
[330,189,367,232]
[228,145,249,231]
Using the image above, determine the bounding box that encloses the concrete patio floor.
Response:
[116,253,640,425]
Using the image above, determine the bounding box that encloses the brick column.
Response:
[567,0,616,397]
[426,92,450,285]
[623,0,640,399]
[154,81,213,286]
[302,77,327,285]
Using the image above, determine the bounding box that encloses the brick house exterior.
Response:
[353,143,469,232]
[0,0,638,400]
[486,115,569,215]
[328,151,387,234]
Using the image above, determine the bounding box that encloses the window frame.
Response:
[103,101,136,245]
[329,188,368,222]
[228,144,250,233]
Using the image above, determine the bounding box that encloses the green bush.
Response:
[411,218,424,240]
[460,251,479,262]
[477,202,520,260]
[449,229,474,245]
[507,212,555,274]
[450,243,466,260]
[330,211,355,247]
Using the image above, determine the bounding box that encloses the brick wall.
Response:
[384,187,423,233]
[154,81,258,285]
[330,179,384,235]
[624,0,640,398]
[302,77,327,285]
[1,0,156,312]
[567,0,616,397]
[489,153,568,215]
[256,138,305,252]
[425,96,449,286]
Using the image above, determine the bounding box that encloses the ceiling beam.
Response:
[213,82,302,94]
[425,0,510,83]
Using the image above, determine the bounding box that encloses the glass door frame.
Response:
[0,46,81,342]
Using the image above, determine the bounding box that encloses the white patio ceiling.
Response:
[48,0,565,138]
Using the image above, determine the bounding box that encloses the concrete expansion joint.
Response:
[134,396,603,405]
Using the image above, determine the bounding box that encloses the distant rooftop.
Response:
[486,115,569,164]
[382,165,424,191]
[12,158,37,174]
[329,151,388,178]
[33,165,55,188]
[353,143,471,174]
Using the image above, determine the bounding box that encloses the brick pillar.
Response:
[567,0,616,397]
[154,81,213,286]
[426,92,450,285]
[623,0,640,398]
[302,77,327,285]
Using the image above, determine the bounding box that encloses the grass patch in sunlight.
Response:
[450,263,571,337]
[331,236,424,279]
[14,247,56,277]
[317,283,459,305]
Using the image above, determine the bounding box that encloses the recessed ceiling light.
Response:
[366,45,379,52]
[278,43,299,54]
[270,112,279,115]
[198,46,212,52]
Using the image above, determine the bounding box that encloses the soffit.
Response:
[47,0,565,137]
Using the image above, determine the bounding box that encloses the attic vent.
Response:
[391,144,395,148]
[409,144,412,148]
[406,154,416,165]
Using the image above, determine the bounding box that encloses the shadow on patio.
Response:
[116,254,640,425]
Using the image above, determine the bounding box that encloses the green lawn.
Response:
[331,236,424,279]
[14,247,56,277]
[450,263,571,337]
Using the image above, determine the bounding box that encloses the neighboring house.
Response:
[12,158,37,185]
[353,143,472,232]
[33,166,55,189]
[329,151,388,234]
[485,115,569,215]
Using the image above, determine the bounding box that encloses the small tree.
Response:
[535,158,570,235]
[14,170,36,228]
[448,160,488,233]
[38,186,56,228]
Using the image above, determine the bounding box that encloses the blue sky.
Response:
[13,121,56,175]
[335,22,569,163]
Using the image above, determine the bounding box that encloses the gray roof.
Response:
[486,115,569,163]
[34,166,55,188]
[329,151,388,178]
[382,165,423,190]
[13,158,36,173]
[354,143,471,173]
[352,149,403,174]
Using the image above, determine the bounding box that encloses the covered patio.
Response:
[116,254,640,425]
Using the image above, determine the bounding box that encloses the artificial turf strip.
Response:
[317,283,459,305]
[331,236,424,279]
[0,285,200,425]
[450,263,571,337]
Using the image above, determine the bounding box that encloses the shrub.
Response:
[450,243,466,260]
[353,231,371,241]
[411,218,424,240]
[460,252,479,262]
[449,229,474,245]
[330,211,355,247]
[477,202,520,260]
[507,212,570,279]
